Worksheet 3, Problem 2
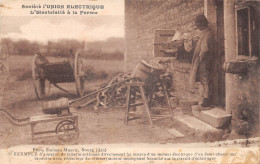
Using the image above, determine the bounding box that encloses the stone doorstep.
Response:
[192,106,231,129]
[173,113,223,142]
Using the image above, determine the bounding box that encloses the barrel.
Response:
[131,60,165,87]
[42,97,69,114]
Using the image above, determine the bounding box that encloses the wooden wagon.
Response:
[32,51,85,99]
[0,107,79,144]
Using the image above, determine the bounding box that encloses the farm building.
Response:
[125,0,259,139]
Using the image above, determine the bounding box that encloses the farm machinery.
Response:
[0,98,79,144]
[0,76,131,144]
[0,58,175,144]
[32,50,85,99]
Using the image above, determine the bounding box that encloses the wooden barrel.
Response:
[131,60,164,87]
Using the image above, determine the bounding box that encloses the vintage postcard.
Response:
[0,0,259,163]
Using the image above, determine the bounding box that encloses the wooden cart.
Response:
[30,114,79,144]
[32,51,85,99]
[0,108,79,144]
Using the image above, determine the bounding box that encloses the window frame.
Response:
[235,1,257,59]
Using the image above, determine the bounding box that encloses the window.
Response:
[153,30,176,57]
[235,1,259,58]
[237,8,250,56]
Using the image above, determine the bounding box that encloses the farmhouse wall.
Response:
[125,0,204,100]
[168,59,198,101]
[224,0,260,136]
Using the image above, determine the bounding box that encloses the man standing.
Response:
[189,14,214,107]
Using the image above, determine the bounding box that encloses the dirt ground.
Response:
[1,56,257,149]
[0,55,190,148]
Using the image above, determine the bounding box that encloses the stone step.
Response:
[173,113,223,142]
[192,106,231,128]
[166,128,185,138]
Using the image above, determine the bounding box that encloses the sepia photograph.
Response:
[0,0,259,163]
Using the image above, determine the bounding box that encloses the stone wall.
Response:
[226,62,260,136]
[125,0,204,100]
[125,0,204,67]
[224,0,260,136]
[167,59,199,101]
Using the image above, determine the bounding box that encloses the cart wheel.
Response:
[32,54,48,100]
[74,52,85,97]
[56,120,79,144]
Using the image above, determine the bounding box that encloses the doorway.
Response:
[216,0,225,106]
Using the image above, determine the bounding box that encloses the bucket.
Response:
[131,60,165,87]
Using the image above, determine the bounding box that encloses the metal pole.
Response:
[69,78,131,105]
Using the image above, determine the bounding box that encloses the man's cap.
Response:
[195,14,208,28]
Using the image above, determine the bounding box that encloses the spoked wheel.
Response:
[74,52,85,97]
[55,120,79,144]
[32,54,49,100]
